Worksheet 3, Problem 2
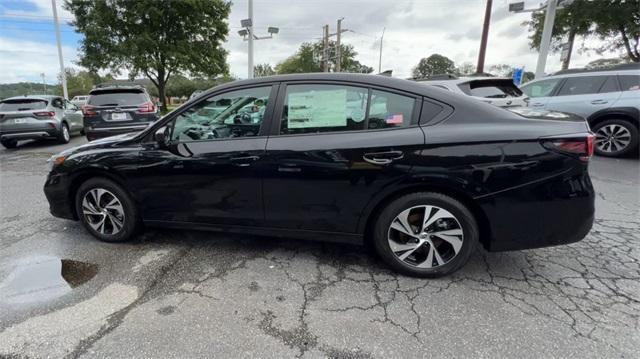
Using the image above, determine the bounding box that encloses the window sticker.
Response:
[288,89,348,128]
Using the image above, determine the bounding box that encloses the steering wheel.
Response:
[234,113,252,124]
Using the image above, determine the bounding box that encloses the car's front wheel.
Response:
[593,119,638,157]
[373,192,478,278]
[75,178,141,242]
[1,139,18,149]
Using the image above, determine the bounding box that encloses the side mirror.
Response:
[154,126,168,146]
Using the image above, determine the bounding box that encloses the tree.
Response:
[65,0,231,111]
[275,41,373,74]
[455,62,476,76]
[527,0,640,68]
[254,63,276,77]
[55,68,111,98]
[585,57,628,69]
[411,54,456,79]
[488,64,513,77]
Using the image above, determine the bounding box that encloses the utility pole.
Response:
[536,0,558,78]
[41,73,46,94]
[378,27,385,73]
[476,0,493,74]
[52,0,68,99]
[335,18,343,72]
[322,25,329,72]
[247,0,254,79]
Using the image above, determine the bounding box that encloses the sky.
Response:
[0,0,618,84]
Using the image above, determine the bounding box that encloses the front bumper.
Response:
[44,172,76,220]
[85,123,150,141]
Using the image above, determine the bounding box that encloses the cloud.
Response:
[0,0,625,83]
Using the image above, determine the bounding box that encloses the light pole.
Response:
[238,0,279,79]
[51,0,68,99]
[378,27,385,74]
[476,0,493,74]
[41,73,46,94]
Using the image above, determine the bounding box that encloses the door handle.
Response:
[531,103,545,107]
[230,155,259,167]
[363,151,404,165]
[591,99,608,105]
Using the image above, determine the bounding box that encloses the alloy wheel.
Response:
[595,124,631,153]
[62,125,70,142]
[81,188,125,235]
[387,205,464,268]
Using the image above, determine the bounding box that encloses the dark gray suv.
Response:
[82,85,159,141]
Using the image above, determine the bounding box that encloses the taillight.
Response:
[542,134,594,162]
[137,101,155,113]
[82,105,97,116]
[33,111,55,117]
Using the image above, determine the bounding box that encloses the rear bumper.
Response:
[43,172,76,220]
[480,170,595,252]
[0,124,60,141]
[85,123,150,141]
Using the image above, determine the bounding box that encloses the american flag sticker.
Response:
[385,114,403,124]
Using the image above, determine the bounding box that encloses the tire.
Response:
[373,192,478,278]
[592,119,639,157]
[1,139,18,149]
[58,122,71,144]
[75,177,141,242]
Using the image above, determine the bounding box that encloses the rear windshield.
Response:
[463,80,523,98]
[88,90,148,106]
[0,99,48,111]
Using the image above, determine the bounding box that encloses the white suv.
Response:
[521,65,639,157]
[416,76,529,108]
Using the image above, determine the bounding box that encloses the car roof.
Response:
[90,85,146,93]
[524,66,640,86]
[205,72,461,99]
[416,76,512,85]
[2,95,59,102]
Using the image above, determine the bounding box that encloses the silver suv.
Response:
[0,95,83,149]
[521,65,639,157]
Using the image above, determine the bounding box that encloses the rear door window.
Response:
[88,90,148,106]
[465,80,523,98]
[599,76,620,93]
[367,90,416,129]
[618,75,640,91]
[556,76,607,96]
[0,99,48,111]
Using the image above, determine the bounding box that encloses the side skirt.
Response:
[143,220,364,245]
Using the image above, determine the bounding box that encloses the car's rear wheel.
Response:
[593,119,638,157]
[58,123,71,144]
[75,178,141,242]
[1,139,18,149]
[373,192,478,278]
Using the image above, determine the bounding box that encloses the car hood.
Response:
[57,132,140,158]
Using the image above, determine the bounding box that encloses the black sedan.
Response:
[44,73,595,277]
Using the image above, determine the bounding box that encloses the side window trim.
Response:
[269,81,420,137]
[163,83,278,144]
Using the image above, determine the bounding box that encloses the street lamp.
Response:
[238,0,279,79]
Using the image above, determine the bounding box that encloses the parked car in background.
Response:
[521,64,640,157]
[44,73,594,278]
[0,95,82,148]
[71,95,89,106]
[82,85,159,141]
[416,75,529,108]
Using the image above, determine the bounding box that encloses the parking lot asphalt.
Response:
[0,137,638,359]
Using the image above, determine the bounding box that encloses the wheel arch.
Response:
[67,168,129,219]
[359,183,492,250]
[588,107,639,129]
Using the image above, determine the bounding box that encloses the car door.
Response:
[521,78,563,109]
[129,85,277,227]
[545,75,621,117]
[63,100,83,132]
[262,82,424,234]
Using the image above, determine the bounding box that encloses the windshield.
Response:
[88,90,148,106]
[0,99,48,111]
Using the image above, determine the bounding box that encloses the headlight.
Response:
[46,154,66,171]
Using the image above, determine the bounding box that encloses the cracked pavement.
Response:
[0,138,638,358]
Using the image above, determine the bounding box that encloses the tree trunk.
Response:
[158,79,167,113]
[562,29,575,70]
[619,25,640,62]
